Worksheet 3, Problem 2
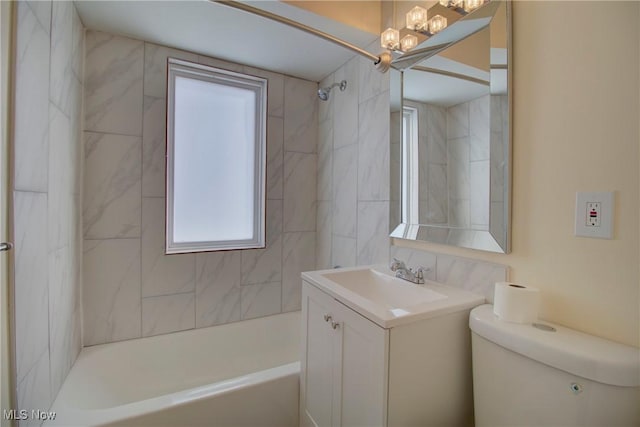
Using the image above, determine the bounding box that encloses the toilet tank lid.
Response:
[469,305,640,387]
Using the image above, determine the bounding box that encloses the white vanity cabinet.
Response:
[301,281,388,427]
[300,275,481,427]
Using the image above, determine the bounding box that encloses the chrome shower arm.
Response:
[211,0,390,72]
[318,79,347,101]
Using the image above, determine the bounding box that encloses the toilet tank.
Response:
[469,304,640,427]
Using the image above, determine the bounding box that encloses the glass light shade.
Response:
[381,27,400,50]
[406,6,428,31]
[464,0,484,12]
[451,0,464,8]
[400,34,419,52]
[428,15,448,34]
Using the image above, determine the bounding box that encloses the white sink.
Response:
[322,269,446,310]
[302,265,485,328]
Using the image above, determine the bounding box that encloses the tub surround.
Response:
[82,30,317,346]
[12,0,84,419]
[317,42,392,270]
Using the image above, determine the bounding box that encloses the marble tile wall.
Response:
[390,245,508,302]
[82,31,317,345]
[389,111,401,230]
[490,95,509,249]
[398,95,498,232]
[12,1,84,422]
[403,99,448,225]
[316,44,391,270]
[447,94,491,228]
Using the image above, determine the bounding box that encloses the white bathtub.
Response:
[47,311,301,427]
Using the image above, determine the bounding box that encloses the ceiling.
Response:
[403,55,490,108]
[74,0,380,82]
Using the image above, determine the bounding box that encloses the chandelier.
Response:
[381,0,489,53]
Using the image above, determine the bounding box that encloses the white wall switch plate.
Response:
[575,192,614,239]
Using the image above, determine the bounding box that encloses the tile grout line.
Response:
[139,42,146,340]
[141,289,195,300]
[279,104,284,315]
[46,0,54,404]
[355,61,361,267]
[83,129,143,139]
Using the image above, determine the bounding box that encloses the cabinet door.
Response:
[333,301,389,427]
[301,282,337,427]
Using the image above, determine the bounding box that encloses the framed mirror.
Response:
[390,1,511,253]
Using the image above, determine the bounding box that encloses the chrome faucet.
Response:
[389,258,429,285]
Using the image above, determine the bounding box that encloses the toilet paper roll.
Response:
[493,282,540,324]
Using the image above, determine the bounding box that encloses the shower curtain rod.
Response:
[411,66,490,86]
[211,0,390,72]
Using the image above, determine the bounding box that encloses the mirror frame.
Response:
[390,0,512,253]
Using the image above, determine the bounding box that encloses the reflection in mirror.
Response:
[390,68,403,233]
[390,1,510,253]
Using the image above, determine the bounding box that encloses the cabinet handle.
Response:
[324,314,332,322]
[331,321,340,330]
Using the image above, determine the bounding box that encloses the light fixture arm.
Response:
[212,0,389,73]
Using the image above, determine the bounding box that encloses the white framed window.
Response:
[166,58,267,254]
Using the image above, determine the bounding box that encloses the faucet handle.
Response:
[415,266,431,280]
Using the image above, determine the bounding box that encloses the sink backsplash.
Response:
[389,246,509,303]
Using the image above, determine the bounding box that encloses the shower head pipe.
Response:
[318,80,347,101]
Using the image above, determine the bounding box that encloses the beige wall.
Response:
[395,1,640,347]
[285,1,382,35]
